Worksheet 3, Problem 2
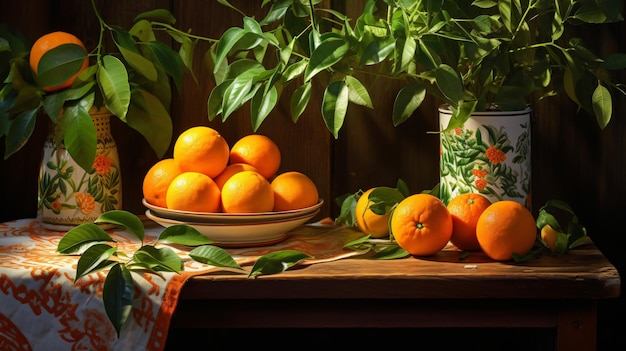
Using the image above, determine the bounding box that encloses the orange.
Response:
[221,170,274,213]
[354,187,392,238]
[229,134,281,179]
[540,224,558,252]
[270,171,319,211]
[165,172,221,212]
[446,193,492,251]
[475,200,537,261]
[390,194,453,256]
[213,163,259,190]
[142,158,183,208]
[29,31,89,92]
[173,126,230,178]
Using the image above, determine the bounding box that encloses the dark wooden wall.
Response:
[1,1,625,349]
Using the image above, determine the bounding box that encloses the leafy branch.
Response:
[206,0,626,138]
[56,210,310,336]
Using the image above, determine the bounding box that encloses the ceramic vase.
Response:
[38,108,122,231]
[439,105,532,208]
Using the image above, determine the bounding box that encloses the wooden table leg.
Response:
[556,300,597,351]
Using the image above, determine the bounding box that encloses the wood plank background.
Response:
[1,1,625,348]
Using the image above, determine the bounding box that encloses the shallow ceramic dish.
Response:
[145,207,320,248]
[142,198,324,224]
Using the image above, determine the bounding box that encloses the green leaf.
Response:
[259,0,292,25]
[57,223,115,254]
[126,90,173,158]
[368,186,405,215]
[397,179,412,197]
[95,210,145,242]
[189,245,242,270]
[591,83,611,129]
[145,40,186,93]
[290,82,312,122]
[602,53,626,70]
[573,3,610,23]
[435,64,464,107]
[392,82,426,126]
[343,234,370,248]
[369,245,410,260]
[283,59,307,81]
[111,27,157,82]
[3,107,37,159]
[62,103,97,172]
[74,243,117,282]
[133,246,182,273]
[129,19,156,42]
[222,74,254,119]
[322,80,349,139]
[224,59,265,79]
[10,84,42,117]
[304,38,349,82]
[214,27,246,74]
[134,8,176,25]
[248,250,311,277]
[157,224,213,246]
[98,55,131,118]
[359,35,395,66]
[176,35,197,79]
[63,80,95,102]
[345,76,373,108]
[397,36,417,73]
[36,43,87,88]
[335,192,359,227]
[103,264,134,337]
[207,79,231,120]
[251,83,278,131]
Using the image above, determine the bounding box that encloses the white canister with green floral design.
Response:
[38,108,122,231]
[439,105,532,209]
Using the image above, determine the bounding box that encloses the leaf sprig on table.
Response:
[56,210,311,336]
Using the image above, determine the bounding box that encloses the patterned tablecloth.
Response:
[0,218,366,351]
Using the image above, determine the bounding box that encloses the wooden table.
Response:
[169,241,620,351]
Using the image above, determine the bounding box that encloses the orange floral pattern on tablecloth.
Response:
[0,218,365,351]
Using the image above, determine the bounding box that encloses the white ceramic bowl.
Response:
[145,207,320,248]
[142,198,324,224]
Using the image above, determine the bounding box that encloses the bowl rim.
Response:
[142,198,324,222]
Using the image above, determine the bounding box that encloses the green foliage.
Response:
[535,199,588,254]
[206,0,626,136]
[56,210,309,337]
[335,179,414,258]
[0,0,202,170]
[248,250,312,277]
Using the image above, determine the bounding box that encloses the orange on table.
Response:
[540,224,559,252]
[213,163,259,190]
[142,158,182,208]
[270,171,319,212]
[173,126,230,178]
[354,187,391,238]
[476,200,537,261]
[166,172,221,212]
[446,193,492,251]
[221,170,274,213]
[229,134,281,179]
[390,193,453,256]
[29,31,89,92]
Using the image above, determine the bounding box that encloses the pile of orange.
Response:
[356,189,537,261]
[142,126,319,214]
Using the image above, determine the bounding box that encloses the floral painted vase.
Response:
[38,108,122,231]
[439,105,532,209]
